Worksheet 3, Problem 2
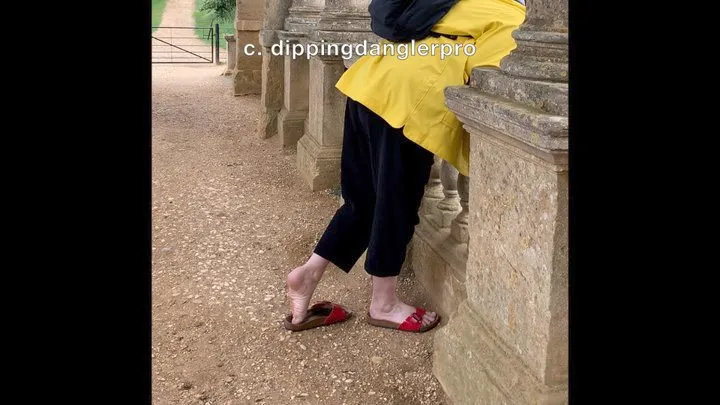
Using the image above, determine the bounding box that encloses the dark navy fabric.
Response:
[314,98,435,277]
[368,0,460,43]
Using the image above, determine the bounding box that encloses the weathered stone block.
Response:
[434,301,568,405]
[233,31,262,96]
[465,128,568,384]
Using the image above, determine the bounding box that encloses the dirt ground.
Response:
[151,3,448,405]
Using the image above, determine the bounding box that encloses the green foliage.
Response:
[152,0,169,31]
[194,0,235,49]
[198,0,236,23]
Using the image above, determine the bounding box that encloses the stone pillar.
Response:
[258,0,293,138]
[233,0,264,96]
[223,35,237,75]
[296,54,346,190]
[296,0,376,191]
[277,0,323,148]
[278,53,310,147]
[433,0,569,404]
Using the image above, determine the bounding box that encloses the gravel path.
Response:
[151,2,448,405]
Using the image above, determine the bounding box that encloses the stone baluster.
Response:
[431,160,461,228]
[450,173,469,243]
[420,156,444,216]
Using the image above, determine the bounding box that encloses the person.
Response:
[284,0,526,333]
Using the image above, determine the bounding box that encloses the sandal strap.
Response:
[324,304,349,325]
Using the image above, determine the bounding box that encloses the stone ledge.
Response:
[284,21,320,34]
[471,67,568,117]
[313,12,372,33]
[500,28,568,82]
[278,108,308,121]
[277,30,307,43]
[287,6,324,17]
[308,30,379,45]
[445,86,567,155]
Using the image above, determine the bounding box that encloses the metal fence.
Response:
[151,25,220,64]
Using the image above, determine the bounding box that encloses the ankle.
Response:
[303,263,324,281]
[370,296,399,313]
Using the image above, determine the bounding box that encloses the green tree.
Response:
[198,0,236,23]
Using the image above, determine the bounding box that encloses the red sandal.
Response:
[283,301,353,331]
[366,307,441,333]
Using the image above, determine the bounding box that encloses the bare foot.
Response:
[368,300,437,327]
[286,264,323,324]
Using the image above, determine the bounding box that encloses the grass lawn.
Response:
[152,0,169,32]
[193,0,234,49]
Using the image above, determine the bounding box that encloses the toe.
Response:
[422,311,437,326]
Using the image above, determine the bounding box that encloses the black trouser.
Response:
[314,98,434,277]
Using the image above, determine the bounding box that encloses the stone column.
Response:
[233,0,264,96]
[296,0,377,191]
[277,0,324,148]
[258,0,293,138]
[278,52,310,147]
[433,0,569,404]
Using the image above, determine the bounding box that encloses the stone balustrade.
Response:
[410,158,470,319]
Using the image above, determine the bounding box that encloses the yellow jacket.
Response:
[335,0,526,176]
